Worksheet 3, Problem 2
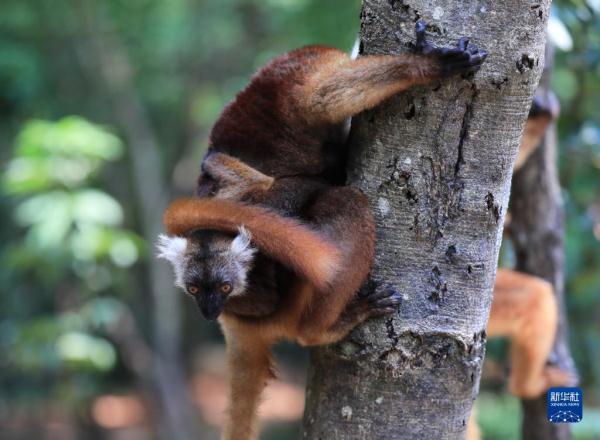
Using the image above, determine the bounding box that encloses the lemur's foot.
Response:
[509,366,578,399]
[353,281,402,319]
[414,20,488,77]
[544,365,578,389]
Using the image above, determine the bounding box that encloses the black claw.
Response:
[457,37,469,51]
[413,20,488,78]
[370,307,397,317]
[440,47,464,58]
[366,289,390,302]
[415,20,427,44]
[374,299,400,309]
[373,295,400,306]
[355,281,401,319]
[369,286,401,307]
[414,20,436,55]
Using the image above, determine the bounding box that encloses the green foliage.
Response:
[4,117,122,193]
[476,392,600,440]
[552,1,600,403]
[476,392,521,440]
[2,117,141,275]
[0,116,141,411]
[0,1,362,435]
[0,0,598,437]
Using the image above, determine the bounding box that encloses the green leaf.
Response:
[55,331,117,372]
[15,116,123,160]
[72,189,123,227]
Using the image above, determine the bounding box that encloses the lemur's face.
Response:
[157,227,255,320]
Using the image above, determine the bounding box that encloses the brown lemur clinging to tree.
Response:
[164,94,572,440]
[485,90,573,400]
[466,91,575,440]
[158,21,487,440]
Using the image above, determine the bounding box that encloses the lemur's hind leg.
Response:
[315,282,401,345]
[202,152,274,201]
[299,21,487,125]
[488,269,575,398]
[296,186,387,346]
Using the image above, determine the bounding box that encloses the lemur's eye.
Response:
[187,285,199,295]
[220,283,232,294]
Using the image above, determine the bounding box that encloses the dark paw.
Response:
[414,20,488,77]
[364,284,402,317]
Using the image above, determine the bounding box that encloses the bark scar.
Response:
[428,265,447,305]
[416,85,477,242]
[455,86,478,178]
[485,192,501,223]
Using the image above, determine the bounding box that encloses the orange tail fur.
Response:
[164,198,341,291]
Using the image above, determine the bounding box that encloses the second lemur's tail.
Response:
[163,198,340,291]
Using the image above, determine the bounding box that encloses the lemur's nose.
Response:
[195,292,225,321]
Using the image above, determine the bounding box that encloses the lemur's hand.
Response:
[414,20,488,77]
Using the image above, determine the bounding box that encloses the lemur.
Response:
[158,20,487,440]
[486,90,569,401]
[166,92,571,440]
[466,91,573,440]
[160,18,568,439]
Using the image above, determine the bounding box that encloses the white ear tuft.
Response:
[230,226,255,264]
[156,234,187,264]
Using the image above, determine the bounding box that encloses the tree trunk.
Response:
[303,1,551,438]
[510,45,577,440]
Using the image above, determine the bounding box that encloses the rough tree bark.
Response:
[510,45,577,440]
[303,1,551,438]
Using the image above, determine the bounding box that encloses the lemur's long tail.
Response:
[164,198,340,291]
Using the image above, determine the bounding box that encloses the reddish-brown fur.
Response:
[202,152,274,200]
[300,52,438,125]
[489,269,572,398]
[467,270,574,440]
[164,197,342,291]
[165,187,375,440]
[205,46,444,186]
[514,114,552,170]
[467,94,570,439]
[514,90,559,172]
[166,32,486,440]
[167,48,565,439]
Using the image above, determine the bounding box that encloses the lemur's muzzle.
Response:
[195,292,226,321]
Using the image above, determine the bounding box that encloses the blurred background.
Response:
[0,0,598,439]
